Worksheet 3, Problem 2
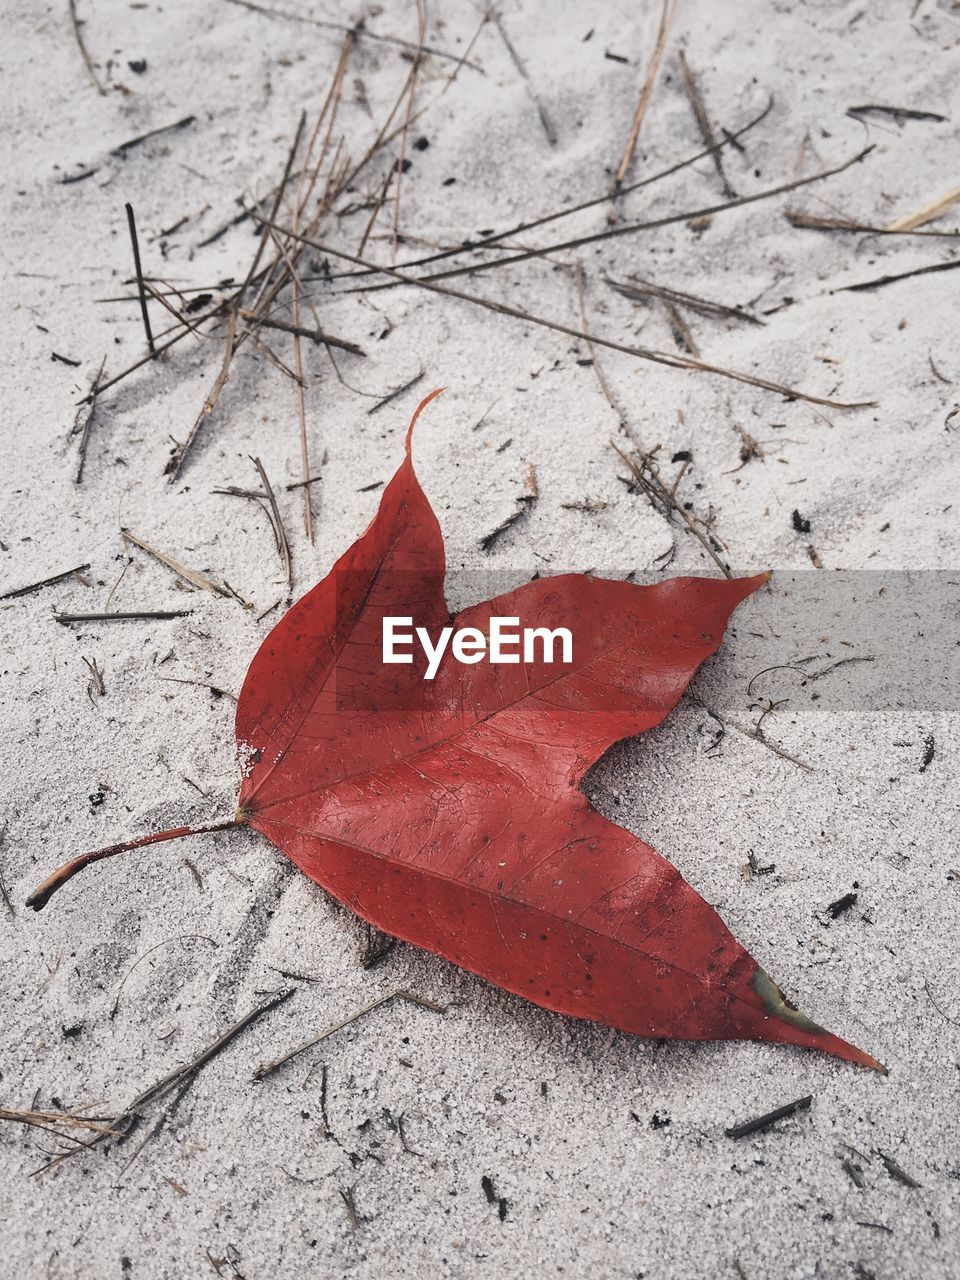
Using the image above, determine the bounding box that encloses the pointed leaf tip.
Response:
[404,387,445,454]
[752,967,882,1069]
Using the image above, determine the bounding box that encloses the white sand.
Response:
[2,1,959,1277]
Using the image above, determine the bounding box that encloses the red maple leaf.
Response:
[30,391,880,1070]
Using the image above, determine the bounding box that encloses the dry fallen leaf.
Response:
[29,392,881,1070]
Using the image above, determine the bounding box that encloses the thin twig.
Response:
[253,989,448,1080]
[786,209,960,238]
[68,0,107,95]
[352,146,876,293]
[55,610,192,624]
[336,99,773,281]
[848,104,946,123]
[616,0,674,185]
[678,48,735,198]
[84,100,773,413]
[167,311,238,481]
[575,264,628,425]
[612,440,730,575]
[283,40,351,540]
[392,0,427,255]
[141,280,208,336]
[1,564,91,601]
[237,311,364,355]
[491,7,557,146]
[725,1095,813,1139]
[159,676,237,701]
[125,204,155,353]
[924,980,960,1027]
[32,990,293,1176]
[73,354,107,484]
[251,456,292,594]
[236,112,306,312]
[836,259,960,294]
[877,1151,923,1189]
[368,369,424,415]
[121,528,228,595]
[688,694,813,771]
[222,0,482,69]
[110,116,196,157]
[357,168,394,257]
[260,217,875,410]
[606,274,761,325]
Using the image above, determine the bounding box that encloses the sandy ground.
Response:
[2,1,959,1277]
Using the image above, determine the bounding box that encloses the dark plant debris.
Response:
[725,1095,812,1139]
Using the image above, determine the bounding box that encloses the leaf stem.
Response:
[26,819,242,912]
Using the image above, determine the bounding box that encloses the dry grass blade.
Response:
[0,1107,121,1140]
[120,529,229,596]
[166,311,238,482]
[491,7,557,146]
[68,0,107,95]
[125,203,155,353]
[606,273,762,325]
[616,0,674,184]
[73,354,106,484]
[222,0,481,69]
[251,456,292,594]
[31,990,294,1176]
[237,311,365,355]
[237,111,307,312]
[253,989,449,1080]
[336,98,773,281]
[272,36,352,539]
[392,0,427,255]
[142,280,209,336]
[786,209,960,238]
[886,182,960,231]
[84,96,771,421]
[611,440,731,575]
[688,694,814,771]
[353,146,876,293]
[678,48,735,198]
[261,216,875,409]
[1,564,91,601]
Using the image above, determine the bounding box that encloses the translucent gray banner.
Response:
[394,568,960,713]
